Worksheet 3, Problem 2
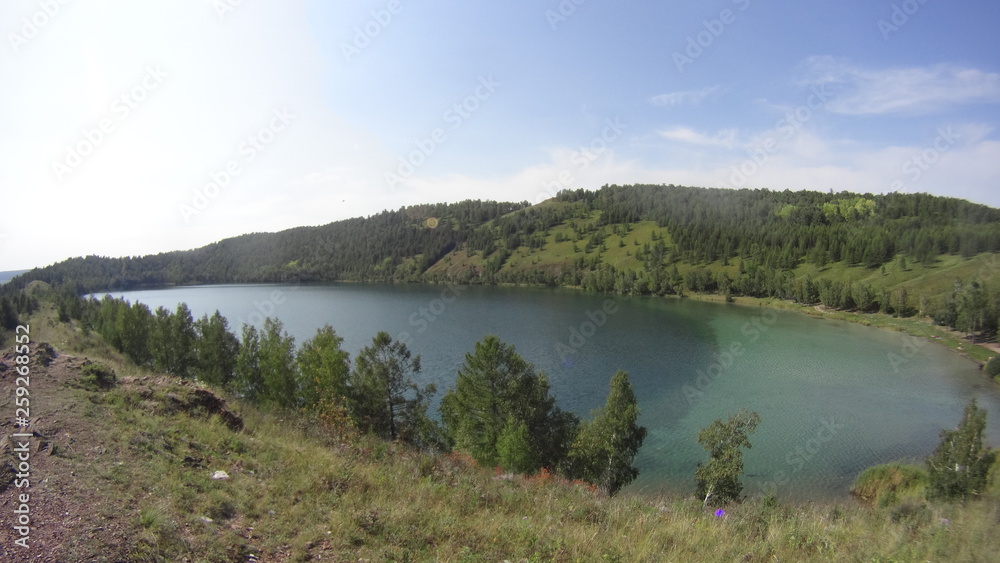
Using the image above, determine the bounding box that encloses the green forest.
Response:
[6,184,1000,345]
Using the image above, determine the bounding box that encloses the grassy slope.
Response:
[425,202,1000,366]
[3,306,1000,561]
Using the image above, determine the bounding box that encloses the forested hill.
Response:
[8,185,1000,322]
[7,199,529,291]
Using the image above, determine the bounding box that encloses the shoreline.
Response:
[91,277,998,370]
[676,290,996,369]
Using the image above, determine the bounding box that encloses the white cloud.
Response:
[802,57,1000,116]
[659,127,738,149]
[650,86,719,107]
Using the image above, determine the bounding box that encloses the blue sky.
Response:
[1,0,998,270]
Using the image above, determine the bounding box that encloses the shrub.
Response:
[851,462,927,504]
[80,362,117,391]
[985,356,1000,380]
[35,342,57,367]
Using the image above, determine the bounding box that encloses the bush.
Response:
[985,356,1000,380]
[35,342,56,367]
[851,462,927,504]
[80,362,117,391]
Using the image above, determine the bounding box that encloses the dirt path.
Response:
[0,343,133,561]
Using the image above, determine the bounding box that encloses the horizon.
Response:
[2,1,999,271]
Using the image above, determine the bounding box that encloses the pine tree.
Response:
[118,302,153,367]
[497,419,537,474]
[926,399,995,499]
[150,306,174,373]
[349,331,437,446]
[440,335,578,471]
[0,297,19,330]
[296,324,350,409]
[258,318,299,408]
[170,303,197,378]
[151,304,197,378]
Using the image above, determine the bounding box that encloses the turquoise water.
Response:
[106,283,1000,500]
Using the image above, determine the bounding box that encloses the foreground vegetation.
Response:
[15,287,650,497]
[2,290,999,560]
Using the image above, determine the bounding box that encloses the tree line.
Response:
[6,185,1000,345]
[7,185,999,297]
[68,294,647,496]
[0,292,38,347]
[2,199,530,293]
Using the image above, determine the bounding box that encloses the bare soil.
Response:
[0,343,139,561]
[0,341,242,562]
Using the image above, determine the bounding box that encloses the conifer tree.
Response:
[296,324,350,409]
[258,318,299,408]
[440,335,578,471]
[349,331,437,446]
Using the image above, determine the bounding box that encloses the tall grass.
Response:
[76,372,1000,561]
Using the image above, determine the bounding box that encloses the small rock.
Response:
[200,516,214,524]
[212,470,229,480]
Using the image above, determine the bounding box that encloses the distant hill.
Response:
[5,184,1000,333]
[0,270,29,285]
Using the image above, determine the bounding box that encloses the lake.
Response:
[103,283,1000,501]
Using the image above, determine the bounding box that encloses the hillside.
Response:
[6,184,1000,361]
[2,305,1000,561]
[9,185,1000,292]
